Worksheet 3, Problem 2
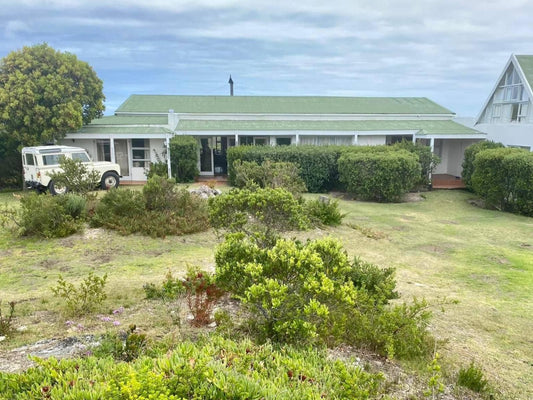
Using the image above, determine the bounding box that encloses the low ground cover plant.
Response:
[215,234,433,358]
[0,336,385,399]
[0,192,86,238]
[91,176,209,237]
[457,361,490,394]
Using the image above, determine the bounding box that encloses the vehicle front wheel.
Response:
[48,180,68,196]
[101,171,120,190]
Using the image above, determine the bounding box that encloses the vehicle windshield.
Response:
[72,152,90,162]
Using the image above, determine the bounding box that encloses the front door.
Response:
[199,138,213,175]
[213,136,228,175]
[114,139,130,179]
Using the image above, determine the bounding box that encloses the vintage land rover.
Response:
[22,146,121,195]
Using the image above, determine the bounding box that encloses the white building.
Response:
[475,54,533,150]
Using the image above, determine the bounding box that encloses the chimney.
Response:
[228,75,234,96]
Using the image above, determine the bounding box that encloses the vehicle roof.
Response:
[21,145,88,154]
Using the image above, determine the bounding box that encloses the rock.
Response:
[318,195,330,204]
[189,185,221,199]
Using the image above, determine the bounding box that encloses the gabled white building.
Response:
[475,54,533,150]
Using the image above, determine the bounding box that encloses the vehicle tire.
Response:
[48,180,68,196]
[101,171,120,190]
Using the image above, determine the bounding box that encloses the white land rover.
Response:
[22,145,121,195]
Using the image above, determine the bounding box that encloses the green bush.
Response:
[472,147,533,216]
[0,301,16,337]
[338,150,420,202]
[143,269,185,300]
[145,161,168,179]
[457,362,490,393]
[208,188,309,241]
[228,145,341,192]
[93,324,148,362]
[169,135,198,182]
[91,176,210,237]
[233,159,307,195]
[0,193,85,238]
[48,156,101,197]
[393,140,440,187]
[215,235,433,357]
[0,336,384,399]
[462,141,504,190]
[51,272,107,316]
[304,197,344,226]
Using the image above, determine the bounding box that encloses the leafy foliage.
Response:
[0,336,385,399]
[143,269,185,300]
[304,197,344,226]
[51,272,108,316]
[393,140,440,187]
[0,193,86,238]
[472,147,533,216]
[0,43,104,145]
[457,362,490,393]
[93,324,148,362]
[215,235,433,358]
[462,141,504,191]
[48,156,101,197]
[169,135,198,182]
[91,176,209,237]
[233,159,307,195]
[338,150,421,202]
[208,187,309,241]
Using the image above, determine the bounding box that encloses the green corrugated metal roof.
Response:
[176,119,481,135]
[88,115,169,125]
[77,126,172,134]
[516,55,533,90]
[116,95,453,115]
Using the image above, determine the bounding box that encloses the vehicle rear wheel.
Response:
[101,171,120,190]
[48,180,68,196]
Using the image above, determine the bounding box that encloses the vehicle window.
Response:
[72,152,90,162]
[42,154,61,166]
[25,154,35,166]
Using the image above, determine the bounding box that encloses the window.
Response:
[25,154,35,166]
[254,137,267,146]
[239,136,254,145]
[72,152,90,162]
[97,140,111,161]
[131,139,150,168]
[491,104,501,122]
[42,154,61,166]
[517,103,528,123]
[276,137,291,146]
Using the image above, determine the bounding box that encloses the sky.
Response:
[1,0,533,117]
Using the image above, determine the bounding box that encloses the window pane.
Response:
[25,154,35,165]
[132,139,148,148]
[276,138,291,146]
[132,149,149,160]
[43,155,61,166]
[72,153,90,162]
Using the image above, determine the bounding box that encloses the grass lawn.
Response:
[0,188,531,398]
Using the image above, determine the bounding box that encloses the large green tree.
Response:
[0,43,105,187]
[0,43,105,145]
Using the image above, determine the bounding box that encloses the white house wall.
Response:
[357,135,386,146]
[67,139,98,161]
[434,139,479,176]
[150,139,166,162]
[476,123,532,150]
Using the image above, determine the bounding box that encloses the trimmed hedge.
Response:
[169,135,198,182]
[338,150,421,202]
[227,145,341,192]
[472,148,533,216]
[462,141,504,191]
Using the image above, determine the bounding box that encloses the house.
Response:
[475,54,533,150]
[62,94,485,184]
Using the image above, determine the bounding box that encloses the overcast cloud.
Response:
[1,0,532,116]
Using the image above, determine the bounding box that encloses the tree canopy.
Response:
[0,43,105,145]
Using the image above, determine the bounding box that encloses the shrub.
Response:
[182,267,224,327]
[0,301,16,337]
[215,235,433,357]
[145,161,168,179]
[393,140,440,187]
[228,145,341,192]
[51,272,108,315]
[48,156,100,197]
[472,147,533,216]
[208,187,309,240]
[143,269,185,300]
[304,196,344,226]
[91,176,209,237]
[348,257,398,303]
[0,193,85,238]
[462,141,504,190]
[233,160,307,195]
[93,324,148,362]
[169,135,198,182]
[338,150,420,202]
[457,362,489,393]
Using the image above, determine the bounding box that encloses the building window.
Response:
[132,139,150,168]
[491,104,501,122]
[276,137,291,146]
[512,103,529,123]
[254,137,267,146]
[96,140,111,161]
[239,136,254,145]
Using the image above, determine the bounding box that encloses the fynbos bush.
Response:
[51,272,108,315]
